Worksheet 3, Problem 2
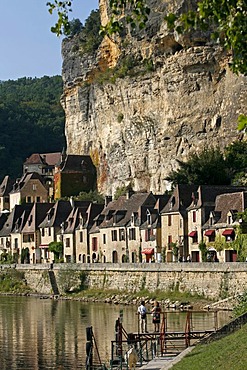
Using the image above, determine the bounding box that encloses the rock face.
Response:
[61,0,247,196]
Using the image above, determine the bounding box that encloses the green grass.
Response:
[172,323,247,369]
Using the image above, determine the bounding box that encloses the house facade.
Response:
[9,172,48,211]
[161,184,198,262]
[187,186,247,262]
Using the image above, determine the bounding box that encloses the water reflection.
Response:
[0,297,232,370]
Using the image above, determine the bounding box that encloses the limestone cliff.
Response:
[61,0,247,195]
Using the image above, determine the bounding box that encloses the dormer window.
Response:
[147,210,151,225]
[131,214,135,225]
[170,196,175,210]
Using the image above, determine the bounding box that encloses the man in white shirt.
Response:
[137,300,148,333]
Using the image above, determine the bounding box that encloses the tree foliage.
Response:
[47,1,247,76]
[0,76,65,182]
[166,141,247,188]
[165,0,247,76]
[166,147,231,187]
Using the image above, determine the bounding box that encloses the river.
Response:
[0,296,232,370]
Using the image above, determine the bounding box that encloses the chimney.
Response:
[126,188,134,199]
[105,196,112,207]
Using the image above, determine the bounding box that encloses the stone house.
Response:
[0,204,32,262]
[23,152,62,199]
[75,202,104,263]
[54,154,96,199]
[140,195,170,263]
[202,191,247,262]
[161,184,198,262]
[0,176,15,212]
[21,203,54,264]
[9,172,48,211]
[58,200,91,263]
[187,186,247,262]
[38,200,73,263]
[89,191,158,263]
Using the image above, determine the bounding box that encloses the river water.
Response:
[0,296,232,370]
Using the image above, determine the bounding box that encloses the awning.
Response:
[205,230,215,236]
[188,231,197,237]
[39,244,49,249]
[142,248,154,255]
[222,229,235,236]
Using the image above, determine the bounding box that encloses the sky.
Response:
[0,0,98,81]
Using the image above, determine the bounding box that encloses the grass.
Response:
[172,323,247,369]
[0,270,29,293]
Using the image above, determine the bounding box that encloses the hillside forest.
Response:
[0,76,65,182]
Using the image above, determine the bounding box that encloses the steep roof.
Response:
[38,200,73,228]
[209,191,247,226]
[24,152,61,166]
[161,184,198,215]
[22,203,54,233]
[187,185,247,210]
[0,176,14,196]
[10,172,46,194]
[0,204,33,237]
[90,192,156,232]
[60,155,95,173]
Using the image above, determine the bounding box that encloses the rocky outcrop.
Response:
[61,0,247,196]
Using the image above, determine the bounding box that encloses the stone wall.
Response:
[15,263,247,299]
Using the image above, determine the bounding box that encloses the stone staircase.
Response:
[48,270,60,295]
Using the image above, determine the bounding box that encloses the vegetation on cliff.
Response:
[166,143,247,188]
[0,76,65,182]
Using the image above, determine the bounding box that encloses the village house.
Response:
[140,195,170,263]
[75,202,104,263]
[9,172,48,211]
[187,186,247,262]
[161,184,198,262]
[54,154,96,199]
[89,190,161,263]
[58,200,91,263]
[0,204,32,262]
[23,152,62,199]
[202,191,247,262]
[38,200,73,263]
[21,203,54,263]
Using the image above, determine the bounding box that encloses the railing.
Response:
[110,310,220,369]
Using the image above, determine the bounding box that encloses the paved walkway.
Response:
[139,347,194,370]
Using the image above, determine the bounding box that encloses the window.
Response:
[119,228,125,241]
[103,234,106,244]
[192,211,196,223]
[228,215,231,224]
[145,229,153,241]
[168,235,172,250]
[14,238,18,249]
[27,196,32,203]
[41,229,45,237]
[80,231,83,243]
[33,184,37,191]
[65,238,70,248]
[129,228,136,240]
[168,214,172,226]
[48,228,51,237]
[147,211,151,225]
[92,237,98,252]
[36,196,40,203]
[111,230,117,241]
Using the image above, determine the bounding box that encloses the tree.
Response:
[48,241,63,262]
[166,147,231,188]
[47,1,247,76]
[68,18,83,36]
